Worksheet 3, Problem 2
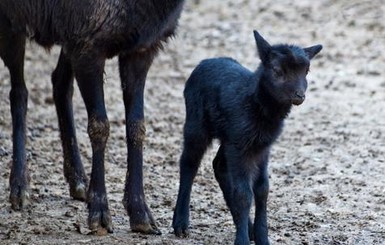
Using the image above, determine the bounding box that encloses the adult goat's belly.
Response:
[90,4,184,57]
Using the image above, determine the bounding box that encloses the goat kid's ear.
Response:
[304,44,323,59]
[254,30,271,64]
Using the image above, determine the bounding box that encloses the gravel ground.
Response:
[1,0,385,244]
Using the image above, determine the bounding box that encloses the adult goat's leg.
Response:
[52,49,87,201]
[0,13,29,210]
[73,54,112,233]
[119,51,160,234]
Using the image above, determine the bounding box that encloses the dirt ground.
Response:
[1,0,385,244]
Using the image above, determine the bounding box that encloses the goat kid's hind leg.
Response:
[213,145,254,242]
[119,51,160,234]
[0,15,30,210]
[73,54,112,233]
[52,49,87,201]
[173,126,210,237]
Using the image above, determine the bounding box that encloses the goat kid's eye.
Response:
[272,67,283,77]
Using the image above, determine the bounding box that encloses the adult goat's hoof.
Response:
[87,192,113,234]
[10,186,31,210]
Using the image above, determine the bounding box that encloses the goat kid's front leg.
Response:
[224,145,254,245]
[52,49,87,201]
[252,150,270,245]
[213,146,254,241]
[119,52,160,234]
[73,54,112,233]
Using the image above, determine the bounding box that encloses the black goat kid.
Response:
[0,0,185,234]
[173,31,322,244]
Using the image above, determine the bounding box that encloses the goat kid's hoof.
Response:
[10,187,31,210]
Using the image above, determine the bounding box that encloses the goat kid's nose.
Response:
[295,91,305,100]
[292,91,305,105]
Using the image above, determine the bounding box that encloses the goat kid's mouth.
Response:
[291,97,305,105]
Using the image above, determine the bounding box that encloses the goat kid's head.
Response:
[254,30,322,106]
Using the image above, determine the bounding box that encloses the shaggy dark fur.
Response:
[0,0,185,234]
[172,31,322,245]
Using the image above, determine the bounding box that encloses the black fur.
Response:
[0,0,185,234]
[172,31,322,245]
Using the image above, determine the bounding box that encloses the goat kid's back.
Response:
[183,57,273,148]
